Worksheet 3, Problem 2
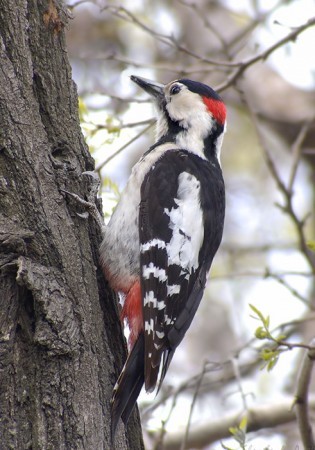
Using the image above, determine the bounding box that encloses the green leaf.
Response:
[78,97,88,121]
[276,334,287,342]
[226,417,247,448]
[221,443,235,450]
[239,415,247,431]
[249,304,269,327]
[261,348,273,360]
[267,354,279,371]
[249,303,264,320]
[105,116,121,134]
[307,240,315,252]
[229,426,238,436]
[260,348,279,371]
[255,326,268,339]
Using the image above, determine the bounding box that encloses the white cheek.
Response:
[166,92,197,123]
[166,92,213,135]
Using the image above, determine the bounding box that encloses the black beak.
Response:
[130,75,164,100]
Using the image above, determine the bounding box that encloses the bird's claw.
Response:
[61,183,104,232]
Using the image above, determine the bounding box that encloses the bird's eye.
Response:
[170,84,181,95]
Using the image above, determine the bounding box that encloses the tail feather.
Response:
[110,332,145,444]
[157,349,174,394]
[144,348,174,394]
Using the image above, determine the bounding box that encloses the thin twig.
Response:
[211,270,312,281]
[102,6,235,68]
[276,340,315,352]
[264,268,310,305]
[180,361,207,450]
[67,0,94,10]
[143,315,315,418]
[104,94,150,104]
[151,387,180,450]
[231,357,249,412]
[177,0,283,62]
[245,97,315,271]
[288,117,315,193]
[221,241,299,253]
[95,122,154,173]
[216,16,315,91]
[176,0,228,49]
[94,118,153,131]
[104,8,315,87]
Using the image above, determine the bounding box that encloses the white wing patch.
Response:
[165,172,204,273]
[145,318,154,334]
[144,291,166,310]
[156,330,165,339]
[140,238,166,253]
[167,284,181,296]
[142,263,167,282]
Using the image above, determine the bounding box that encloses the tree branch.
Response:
[216,16,315,91]
[287,116,315,193]
[245,98,315,272]
[295,340,315,448]
[142,316,315,424]
[152,397,315,449]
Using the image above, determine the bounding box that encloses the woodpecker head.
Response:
[131,75,226,162]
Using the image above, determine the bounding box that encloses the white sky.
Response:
[226,0,315,89]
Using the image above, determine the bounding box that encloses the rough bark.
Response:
[0,1,143,449]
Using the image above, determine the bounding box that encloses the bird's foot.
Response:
[61,171,104,232]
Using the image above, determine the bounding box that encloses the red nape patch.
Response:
[120,280,143,350]
[202,96,226,125]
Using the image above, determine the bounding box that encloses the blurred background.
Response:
[66,1,315,448]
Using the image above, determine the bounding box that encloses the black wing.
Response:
[139,149,225,392]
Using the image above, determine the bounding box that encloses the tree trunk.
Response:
[0,1,143,448]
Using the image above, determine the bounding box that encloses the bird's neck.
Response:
[155,115,225,164]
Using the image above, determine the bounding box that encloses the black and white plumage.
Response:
[100,75,226,442]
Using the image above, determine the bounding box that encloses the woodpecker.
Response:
[100,75,226,441]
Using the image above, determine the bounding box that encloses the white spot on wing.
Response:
[141,239,166,252]
[167,284,181,296]
[164,315,175,326]
[144,291,166,310]
[156,330,165,339]
[165,172,204,272]
[142,263,167,282]
[145,319,154,334]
